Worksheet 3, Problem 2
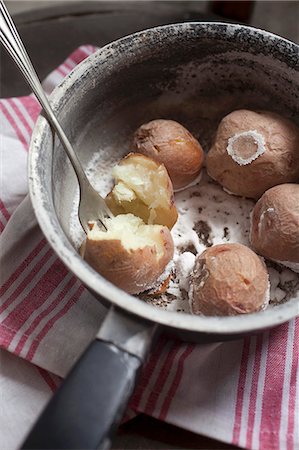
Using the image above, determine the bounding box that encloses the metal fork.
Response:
[0,0,113,233]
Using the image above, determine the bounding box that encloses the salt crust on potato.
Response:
[250,183,299,271]
[190,243,270,316]
[106,153,178,229]
[81,214,174,295]
[133,119,205,190]
[206,110,299,199]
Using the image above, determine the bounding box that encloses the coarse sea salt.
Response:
[226,130,266,165]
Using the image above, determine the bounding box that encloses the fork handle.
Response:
[0,0,88,184]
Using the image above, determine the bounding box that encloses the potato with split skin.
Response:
[133,119,205,190]
[81,214,174,295]
[250,183,299,272]
[190,243,270,316]
[106,153,178,229]
[206,110,299,199]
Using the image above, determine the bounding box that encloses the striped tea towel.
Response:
[0,46,298,450]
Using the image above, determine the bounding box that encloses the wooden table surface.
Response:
[1,2,240,448]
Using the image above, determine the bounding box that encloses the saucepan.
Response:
[24,22,299,449]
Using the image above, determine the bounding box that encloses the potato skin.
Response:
[206,110,299,199]
[83,227,174,295]
[190,243,269,316]
[133,119,204,190]
[250,183,299,264]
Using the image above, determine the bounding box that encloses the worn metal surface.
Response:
[97,307,158,360]
[1,1,213,97]
[29,22,299,340]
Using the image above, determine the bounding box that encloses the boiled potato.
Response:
[206,110,299,199]
[106,153,178,229]
[250,183,299,272]
[81,214,174,295]
[133,119,204,190]
[190,243,269,316]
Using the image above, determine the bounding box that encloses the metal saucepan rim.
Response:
[29,22,299,335]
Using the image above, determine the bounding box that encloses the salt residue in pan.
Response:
[69,149,118,249]
[267,263,299,305]
[71,158,299,313]
[226,130,266,165]
[276,260,299,274]
[261,275,270,311]
[141,170,299,314]
[68,60,299,313]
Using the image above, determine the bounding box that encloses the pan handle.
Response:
[21,306,158,450]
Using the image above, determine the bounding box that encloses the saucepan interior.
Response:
[29,22,299,336]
